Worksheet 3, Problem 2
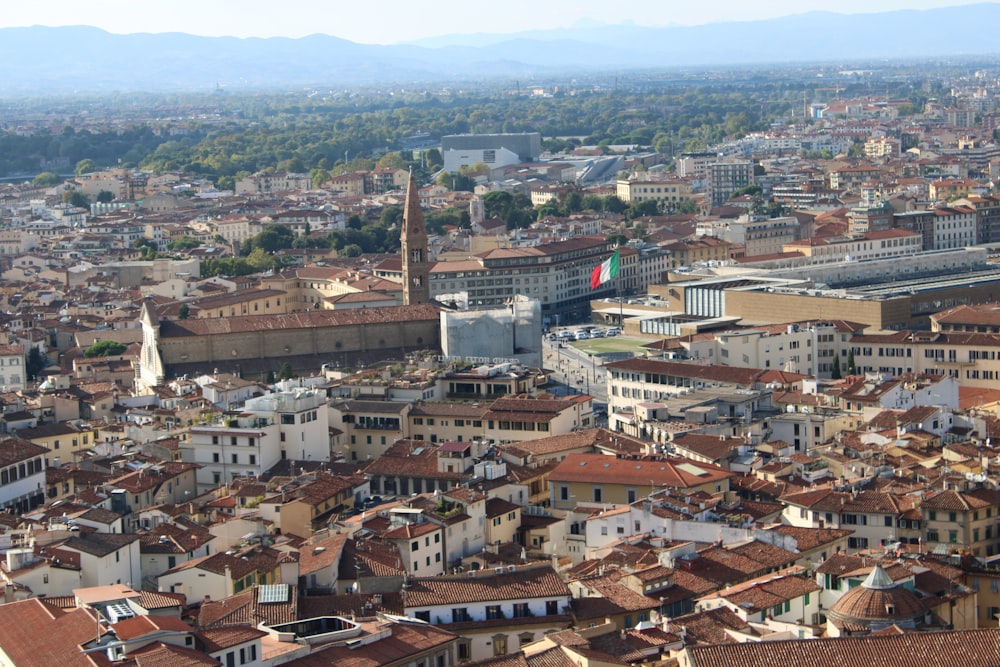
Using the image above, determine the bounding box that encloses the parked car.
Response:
[558,330,574,339]
[589,329,605,338]
[606,327,621,336]
[574,330,590,340]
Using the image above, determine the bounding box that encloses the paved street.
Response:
[541,331,607,403]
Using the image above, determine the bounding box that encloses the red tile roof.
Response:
[403,565,568,607]
[0,599,102,667]
[548,454,733,489]
[684,628,1000,667]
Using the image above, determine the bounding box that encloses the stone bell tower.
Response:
[401,170,430,306]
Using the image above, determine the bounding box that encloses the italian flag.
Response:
[590,249,620,290]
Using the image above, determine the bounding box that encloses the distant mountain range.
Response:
[2,4,1000,94]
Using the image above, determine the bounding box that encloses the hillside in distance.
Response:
[2,4,1000,94]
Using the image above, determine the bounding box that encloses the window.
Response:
[458,640,471,661]
[546,600,558,615]
[452,608,470,623]
[492,635,508,656]
[486,605,502,620]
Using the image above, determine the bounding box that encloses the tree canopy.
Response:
[83,340,128,358]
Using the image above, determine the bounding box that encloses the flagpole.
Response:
[616,245,623,328]
[617,263,623,328]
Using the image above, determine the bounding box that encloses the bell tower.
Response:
[401,170,430,306]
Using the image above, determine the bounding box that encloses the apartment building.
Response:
[603,358,769,414]
[849,330,1000,389]
[781,489,922,552]
[329,399,409,463]
[430,236,618,320]
[403,565,571,662]
[782,229,921,264]
[616,175,693,205]
[185,388,329,492]
[708,161,754,207]
[921,488,1000,557]
[548,453,733,510]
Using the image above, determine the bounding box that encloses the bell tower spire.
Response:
[401,169,430,306]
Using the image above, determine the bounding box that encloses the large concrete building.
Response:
[441,133,542,173]
[440,295,542,367]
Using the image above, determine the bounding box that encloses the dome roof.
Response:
[828,564,926,630]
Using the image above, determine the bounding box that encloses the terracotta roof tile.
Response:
[681,628,1000,667]
[403,565,568,608]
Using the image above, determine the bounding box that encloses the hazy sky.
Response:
[0,0,991,44]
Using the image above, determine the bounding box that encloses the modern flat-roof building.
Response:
[442,133,542,173]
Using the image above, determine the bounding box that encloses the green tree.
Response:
[75,159,97,176]
[278,363,294,380]
[733,185,762,198]
[246,247,277,272]
[96,190,115,203]
[847,349,856,375]
[310,167,330,189]
[32,172,62,186]
[340,243,363,257]
[380,206,404,228]
[26,347,46,380]
[436,172,455,189]
[831,353,842,380]
[245,224,294,253]
[561,191,583,214]
[376,152,408,169]
[603,195,627,214]
[178,304,190,320]
[83,340,127,358]
[581,194,605,213]
[62,191,88,208]
[425,148,443,170]
[169,236,202,252]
